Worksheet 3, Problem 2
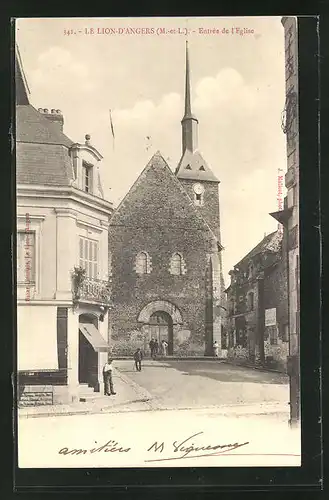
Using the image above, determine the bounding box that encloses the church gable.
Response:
[109,151,217,239]
[176,149,219,183]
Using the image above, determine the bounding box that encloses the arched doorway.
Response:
[78,313,98,389]
[149,311,174,355]
[137,300,183,355]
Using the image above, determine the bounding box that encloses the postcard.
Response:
[15,16,301,468]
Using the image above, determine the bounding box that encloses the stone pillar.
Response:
[211,252,222,355]
[256,275,265,365]
[67,308,79,402]
[97,313,109,394]
[55,208,77,300]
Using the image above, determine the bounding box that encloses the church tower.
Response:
[175,41,226,353]
[175,42,222,243]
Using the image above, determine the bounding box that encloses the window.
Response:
[136,252,147,274]
[282,323,289,342]
[82,161,93,193]
[135,252,151,274]
[236,329,247,348]
[199,165,205,171]
[17,231,36,283]
[248,292,254,311]
[170,253,186,275]
[185,164,192,170]
[195,193,202,205]
[193,183,204,206]
[248,262,254,278]
[171,253,182,275]
[293,185,298,207]
[79,236,98,278]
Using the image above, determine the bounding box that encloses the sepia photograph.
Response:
[15,16,301,468]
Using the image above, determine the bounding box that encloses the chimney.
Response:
[39,108,64,131]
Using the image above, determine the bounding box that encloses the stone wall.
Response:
[108,155,220,354]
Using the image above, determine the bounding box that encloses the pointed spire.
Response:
[184,41,192,118]
[181,41,198,154]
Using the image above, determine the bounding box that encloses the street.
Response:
[115,359,289,411]
[18,360,301,468]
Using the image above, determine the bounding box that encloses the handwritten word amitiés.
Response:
[59,440,131,455]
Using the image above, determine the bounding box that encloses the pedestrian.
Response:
[154,339,159,358]
[149,338,155,359]
[134,347,143,371]
[213,340,219,357]
[103,358,116,396]
[161,339,168,356]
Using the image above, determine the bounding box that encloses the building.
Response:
[270,17,300,423]
[108,42,225,356]
[16,46,113,406]
[225,230,288,370]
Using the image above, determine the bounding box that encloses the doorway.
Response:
[78,314,98,389]
[149,311,173,355]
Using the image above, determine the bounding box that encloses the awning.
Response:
[79,323,110,352]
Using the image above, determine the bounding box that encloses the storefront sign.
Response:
[265,308,276,326]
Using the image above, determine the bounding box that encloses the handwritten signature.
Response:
[145,431,249,462]
[58,432,249,462]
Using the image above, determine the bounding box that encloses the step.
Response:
[78,384,101,402]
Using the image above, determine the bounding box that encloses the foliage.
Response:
[71,266,86,305]
[227,345,249,360]
[264,340,288,372]
[71,266,86,294]
[175,341,205,357]
[264,340,289,362]
[110,332,146,356]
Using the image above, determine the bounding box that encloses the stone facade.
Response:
[108,153,222,356]
[281,17,300,358]
[281,16,300,421]
[225,231,288,371]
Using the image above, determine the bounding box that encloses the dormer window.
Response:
[82,161,93,193]
[185,164,192,170]
[199,165,205,171]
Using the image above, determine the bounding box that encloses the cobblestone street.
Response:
[115,359,289,411]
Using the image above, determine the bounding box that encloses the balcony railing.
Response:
[73,276,111,305]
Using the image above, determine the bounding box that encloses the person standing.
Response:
[213,340,219,357]
[103,359,116,396]
[154,339,159,358]
[149,338,155,359]
[134,347,143,371]
[161,339,168,356]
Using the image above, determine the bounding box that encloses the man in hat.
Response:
[103,358,116,396]
[133,348,143,371]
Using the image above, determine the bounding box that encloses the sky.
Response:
[16,17,288,285]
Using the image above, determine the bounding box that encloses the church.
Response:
[108,43,226,357]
